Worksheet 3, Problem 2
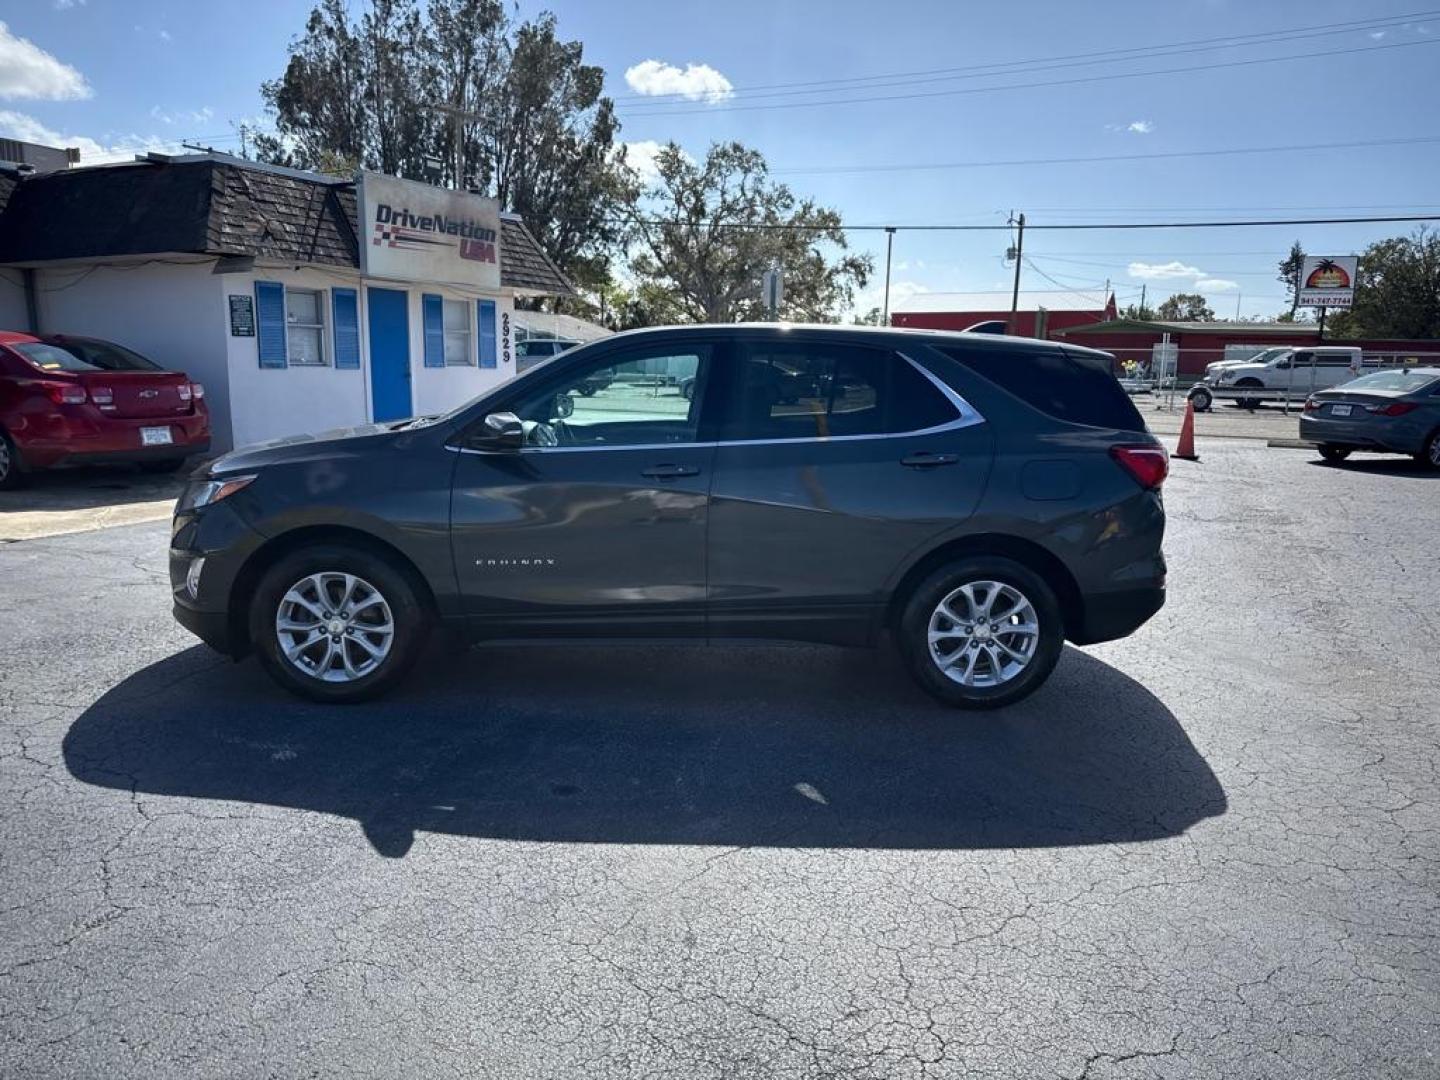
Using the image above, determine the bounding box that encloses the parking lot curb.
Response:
[1267,438,1318,450]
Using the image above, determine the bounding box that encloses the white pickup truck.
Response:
[1190,346,1366,410]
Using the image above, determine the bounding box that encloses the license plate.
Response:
[141,426,173,446]
[1330,404,1353,417]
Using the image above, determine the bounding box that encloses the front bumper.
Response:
[172,598,236,655]
[168,497,265,658]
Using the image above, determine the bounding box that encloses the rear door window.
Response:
[934,345,1146,432]
[720,342,956,441]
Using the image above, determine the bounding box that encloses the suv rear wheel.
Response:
[899,557,1064,710]
[250,543,430,702]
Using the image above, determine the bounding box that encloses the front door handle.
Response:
[641,463,701,479]
[901,452,959,468]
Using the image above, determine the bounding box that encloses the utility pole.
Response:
[1139,283,1147,319]
[881,226,897,325]
[1008,212,1025,334]
[433,101,481,190]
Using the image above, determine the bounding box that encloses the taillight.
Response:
[191,382,205,399]
[1368,402,1417,416]
[1303,398,1322,413]
[176,383,192,401]
[43,383,87,405]
[1110,445,1169,490]
[89,386,114,407]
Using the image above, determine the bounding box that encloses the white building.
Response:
[0,153,575,451]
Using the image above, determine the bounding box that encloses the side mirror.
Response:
[474,411,524,451]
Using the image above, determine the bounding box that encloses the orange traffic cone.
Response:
[1172,400,1200,462]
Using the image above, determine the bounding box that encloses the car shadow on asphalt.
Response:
[1308,457,1440,478]
[62,643,1226,858]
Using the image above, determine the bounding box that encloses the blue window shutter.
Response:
[477,299,497,369]
[255,281,287,368]
[422,293,444,368]
[332,288,360,369]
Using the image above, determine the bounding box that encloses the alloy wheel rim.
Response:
[927,580,1040,688]
[1430,437,1440,466]
[275,572,394,683]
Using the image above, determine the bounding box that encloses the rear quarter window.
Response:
[934,345,1147,432]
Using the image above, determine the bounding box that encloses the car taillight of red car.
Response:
[43,383,87,406]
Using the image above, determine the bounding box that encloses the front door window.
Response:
[507,346,711,447]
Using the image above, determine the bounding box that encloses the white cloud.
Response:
[624,60,733,103]
[54,0,86,8]
[158,29,172,43]
[617,139,691,182]
[1127,120,1154,134]
[1196,277,1239,291]
[0,21,90,101]
[1127,260,1203,280]
[0,109,184,164]
[850,279,930,319]
[150,105,213,126]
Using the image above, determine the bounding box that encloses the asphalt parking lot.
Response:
[2,440,1437,1079]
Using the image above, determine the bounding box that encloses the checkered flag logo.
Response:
[373,223,399,247]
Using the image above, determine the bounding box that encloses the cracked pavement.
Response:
[1,441,1437,1078]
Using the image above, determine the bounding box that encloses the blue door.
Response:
[367,287,411,421]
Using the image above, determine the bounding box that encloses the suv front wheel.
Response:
[899,557,1064,710]
[250,543,430,702]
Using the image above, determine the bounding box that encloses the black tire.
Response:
[249,543,430,703]
[0,430,26,490]
[1416,428,1440,471]
[1188,387,1213,412]
[1318,444,1352,464]
[139,457,187,474]
[898,557,1065,710]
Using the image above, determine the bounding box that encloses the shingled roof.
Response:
[0,157,574,296]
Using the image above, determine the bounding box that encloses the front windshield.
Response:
[1341,370,1439,393]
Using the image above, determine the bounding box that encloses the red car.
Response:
[0,331,210,488]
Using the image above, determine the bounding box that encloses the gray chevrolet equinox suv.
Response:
[171,326,1167,709]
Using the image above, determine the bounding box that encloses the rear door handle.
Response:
[641,463,701,479]
[901,452,959,468]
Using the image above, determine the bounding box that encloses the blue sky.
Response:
[5,0,1439,318]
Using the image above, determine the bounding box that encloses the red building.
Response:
[891,289,1115,338]
[1052,319,1440,378]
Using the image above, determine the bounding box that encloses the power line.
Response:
[771,135,1440,177]
[608,213,1440,233]
[618,11,1438,107]
[620,37,1440,118]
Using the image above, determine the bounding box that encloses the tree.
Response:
[1118,302,1154,320]
[852,306,883,326]
[1155,293,1215,321]
[256,0,626,293]
[1278,240,1305,318]
[1327,228,1440,339]
[618,142,872,323]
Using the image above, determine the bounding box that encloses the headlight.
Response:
[178,474,256,511]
